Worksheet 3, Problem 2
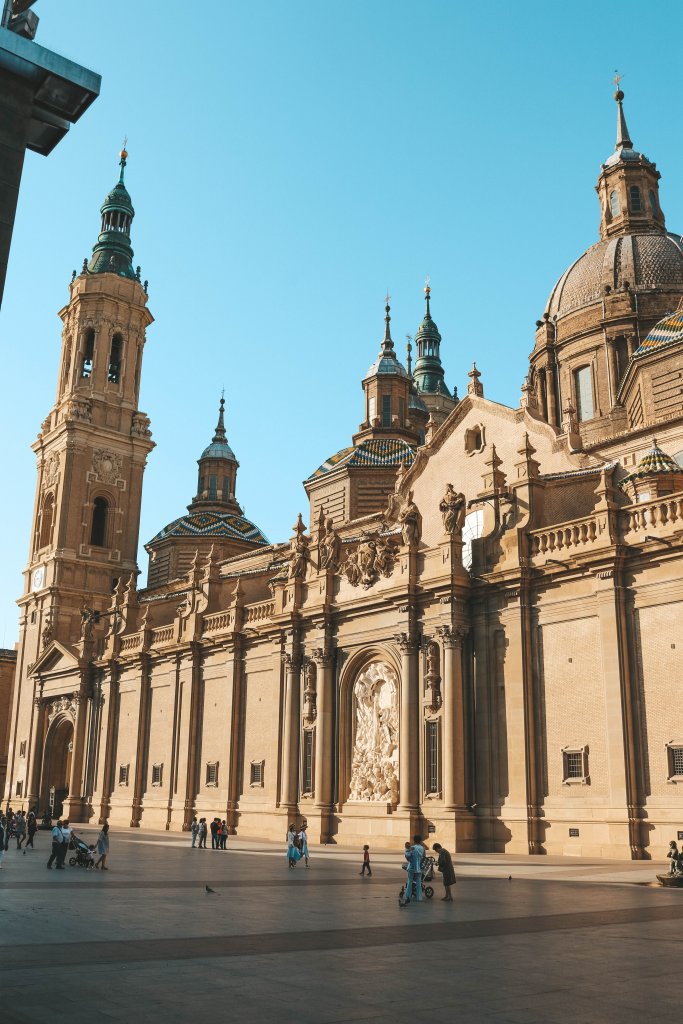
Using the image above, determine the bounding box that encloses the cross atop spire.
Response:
[613,79,633,154]
[381,292,395,354]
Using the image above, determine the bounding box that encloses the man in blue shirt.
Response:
[401,835,425,905]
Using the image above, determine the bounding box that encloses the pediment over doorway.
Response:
[29,640,82,678]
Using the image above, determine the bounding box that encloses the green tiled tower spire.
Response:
[413,283,450,396]
[87,146,137,279]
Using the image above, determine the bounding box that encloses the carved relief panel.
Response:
[348,662,399,803]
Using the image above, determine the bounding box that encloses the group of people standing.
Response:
[398,836,456,905]
[0,809,38,866]
[45,819,110,871]
[190,817,229,849]
[286,824,309,867]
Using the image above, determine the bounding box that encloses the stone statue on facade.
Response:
[303,660,317,723]
[288,514,309,580]
[341,532,397,589]
[398,491,420,547]
[439,483,466,535]
[318,517,341,572]
[348,662,399,803]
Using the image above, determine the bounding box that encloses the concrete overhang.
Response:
[0,25,100,154]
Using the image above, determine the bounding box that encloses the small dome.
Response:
[545,232,683,320]
[365,353,409,378]
[621,442,682,485]
[200,440,237,461]
[309,437,416,480]
[636,308,683,356]
[102,181,134,216]
[148,510,268,546]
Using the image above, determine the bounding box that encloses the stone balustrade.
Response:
[202,609,235,634]
[244,599,275,624]
[529,512,606,558]
[150,624,174,646]
[623,492,683,534]
[120,631,144,653]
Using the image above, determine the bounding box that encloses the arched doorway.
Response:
[41,716,74,818]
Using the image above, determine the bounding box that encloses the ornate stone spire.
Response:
[413,281,450,397]
[614,84,633,154]
[188,395,241,514]
[213,393,227,443]
[86,145,137,279]
[381,292,395,355]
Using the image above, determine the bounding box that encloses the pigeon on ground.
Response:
[508,875,512,881]
[205,885,216,894]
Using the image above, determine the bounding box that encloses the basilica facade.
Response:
[3,91,683,858]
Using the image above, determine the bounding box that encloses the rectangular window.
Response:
[221,477,230,501]
[666,743,683,781]
[208,474,217,500]
[15,781,23,797]
[368,396,376,423]
[250,760,264,787]
[574,366,594,422]
[81,329,95,378]
[381,394,392,427]
[426,721,439,794]
[151,763,163,786]
[19,740,27,758]
[562,747,589,785]
[399,397,405,425]
[206,762,219,787]
[303,731,314,795]
[107,335,122,384]
[118,764,129,786]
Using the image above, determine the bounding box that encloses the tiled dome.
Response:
[308,437,416,480]
[636,308,683,356]
[545,233,683,319]
[148,511,268,546]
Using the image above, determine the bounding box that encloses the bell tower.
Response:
[22,146,154,662]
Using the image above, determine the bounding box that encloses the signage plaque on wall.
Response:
[569,828,580,837]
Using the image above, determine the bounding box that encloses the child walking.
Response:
[360,844,372,876]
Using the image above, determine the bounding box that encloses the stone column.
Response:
[545,365,558,427]
[396,633,420,815]
[66,692,90,819]
[26,697,46,809]
[281,651,302,812]
[437,626,469,811]
[226,638,244,833]
[130,655,152,827]
[607,341,619,406]
[313,648,334,824]
[95,665,119,823]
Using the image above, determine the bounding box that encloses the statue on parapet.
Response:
[439,483,466,536]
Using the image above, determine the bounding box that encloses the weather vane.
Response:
[613,70,625,91]
[384,289,391,306]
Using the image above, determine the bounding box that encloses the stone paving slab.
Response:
[0,830,681,1023]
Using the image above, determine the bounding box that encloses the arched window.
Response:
[90,497,109,547]
[610,190,621,217]
[649,190,658,214]
[574,366,595,422]
[81,329,95,378]
[107,334,122,384]
[38,492,55,549]
[630,186,642,212]
[208,475,217,500]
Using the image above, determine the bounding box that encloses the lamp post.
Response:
[0,0,101,305]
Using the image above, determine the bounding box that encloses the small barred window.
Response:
[666,744,683,781]
[118,764,129,786]
[206,762,219,787]
[250,760,264,787]
[19,740,27,758]
[562,747,589,785]
[151,763,163,786]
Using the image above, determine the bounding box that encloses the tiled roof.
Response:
[147,511,269,546]
[621,443,683,484]
[635,308,683,356]
[308,438,416,480]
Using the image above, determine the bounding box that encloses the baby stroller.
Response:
[399,855,436,905]
[68,834,95,868]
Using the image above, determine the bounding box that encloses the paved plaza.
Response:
[0,830,681,1023]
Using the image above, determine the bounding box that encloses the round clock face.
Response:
[32,566,45,591]
[462,510,484,571]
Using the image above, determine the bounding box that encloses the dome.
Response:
[102,181,134,216]
[200,440,236,461]
[308,437,416,480]
[545,232,683,320]
[365,353,409,378]
[636,308,683,356]
[148,510,268,546]
[621,442,683,485]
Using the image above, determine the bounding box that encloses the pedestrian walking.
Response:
[95,823,110,870]
[57,819,71,868]
[47,819,64,869]
[298,824,310,868]
[286,825,300,868]
[219,820,228,850]
[190,816,199,848]
[400,835,425,905]
[26,812,37,849]
[198,818,208,848]
[15,811,26,849]
[432,843,456,901]
[360,844,372,876]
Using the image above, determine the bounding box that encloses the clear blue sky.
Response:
[2,0,682,644]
